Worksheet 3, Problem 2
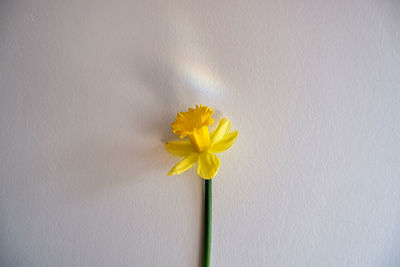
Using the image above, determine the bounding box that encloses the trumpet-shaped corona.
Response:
[166,105,238,179]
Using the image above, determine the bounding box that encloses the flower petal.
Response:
[196,152,220,179]
[210,118,231,146]
[209,131,238,153]
[165,140,195,157]
[167,153,199,176]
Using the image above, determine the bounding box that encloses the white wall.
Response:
[1,0,400,266]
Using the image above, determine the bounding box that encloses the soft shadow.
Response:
[54,54,206,201]
[127,55,202,142]
[54,136,167,202]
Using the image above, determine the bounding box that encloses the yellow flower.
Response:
[166,105,238,179]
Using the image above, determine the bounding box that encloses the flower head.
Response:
[166,105,238,179]
[171,105,214,138]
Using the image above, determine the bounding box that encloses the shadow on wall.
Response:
[389,0,400,50]
[54,61,203,203]
[50,5,225,231]
[53,25,212,203]
[128,55,201,142]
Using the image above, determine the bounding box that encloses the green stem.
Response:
[203,179,212,267]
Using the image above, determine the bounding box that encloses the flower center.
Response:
[171,105,214,139]
[189,126,211,152]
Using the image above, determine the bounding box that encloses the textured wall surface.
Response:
[1,1,400,266]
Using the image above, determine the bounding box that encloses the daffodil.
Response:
[166,105,238,179]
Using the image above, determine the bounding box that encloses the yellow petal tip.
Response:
[196,152,220,179]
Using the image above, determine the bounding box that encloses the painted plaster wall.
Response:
[1,0,400,266]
